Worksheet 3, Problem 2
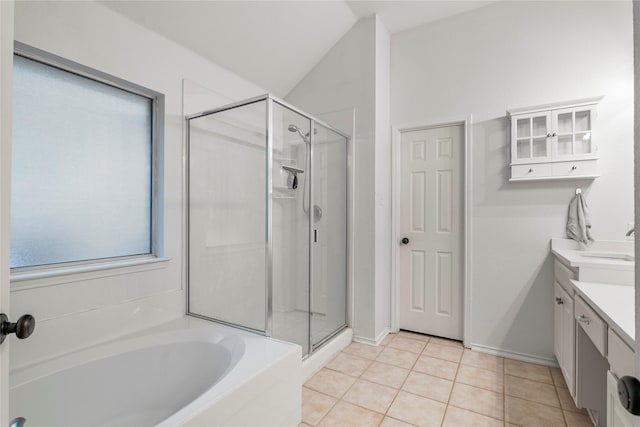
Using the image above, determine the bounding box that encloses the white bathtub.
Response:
[9,316,302,427]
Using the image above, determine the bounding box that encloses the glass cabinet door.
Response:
[553,107,594,157]
[574,109,592,155]
[554,107,593,157]
[513,112,550,162]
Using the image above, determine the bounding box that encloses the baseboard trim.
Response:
[469,343,559,367]
[353,327,390,347]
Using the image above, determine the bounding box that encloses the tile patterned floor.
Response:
[301,331,593,427]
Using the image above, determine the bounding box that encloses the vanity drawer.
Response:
[511,163,552,179]
[554,260,577,293]
[551,159,598,177]
[608,329,634,378]
[575,296,606,356]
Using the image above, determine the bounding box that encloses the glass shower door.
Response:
[311,124,347,348]
[270,101,311,356]
[187,100,267,332]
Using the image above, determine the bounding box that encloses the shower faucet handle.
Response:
[0,313,36,344]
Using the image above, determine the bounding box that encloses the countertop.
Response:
[551,248,634,271]
[551,238,634,271]
[572,280,635,348]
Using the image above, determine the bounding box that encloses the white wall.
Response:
[287,15,393,343]
[374,19,392,338]
[11,1,264,368]
[392,1,634,361]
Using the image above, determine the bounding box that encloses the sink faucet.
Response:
[626,227,634,237]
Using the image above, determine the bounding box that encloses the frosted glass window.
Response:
[11,55,154,268]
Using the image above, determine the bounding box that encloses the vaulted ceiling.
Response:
[102,1,496,97]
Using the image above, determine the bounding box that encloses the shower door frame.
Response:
[185,94,350,356]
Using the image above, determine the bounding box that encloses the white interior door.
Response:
[399,124,464,340]
[0,1,14,424]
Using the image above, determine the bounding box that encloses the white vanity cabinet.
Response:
[508,97,601,181]
[551,239,637,427]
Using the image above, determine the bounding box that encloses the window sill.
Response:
[10,257,171,291]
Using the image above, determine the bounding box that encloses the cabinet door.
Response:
[555,283,576,397]
[561,287,575,397]
[553,106,596,159]
[554,282,564,367]
[511,112,552,163]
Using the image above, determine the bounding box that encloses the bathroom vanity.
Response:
[551,239,638,427]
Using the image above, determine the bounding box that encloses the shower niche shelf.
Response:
[273,186,296,200]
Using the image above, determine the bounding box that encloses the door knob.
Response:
[401,237,409,245]
[0,313,35,344]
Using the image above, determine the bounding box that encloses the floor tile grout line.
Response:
[504,372,556,387]
[345,334,406,427]
[377,337,426,426]
[398,330,464,347]
[440,355,463,427]
[505,390,569,412]
[376,334,409,427]
[555,384,570,427]
[382,333,453,426]
[301,383,339,426]
[306,336,404,426]
[503,369,563,405]
[310,368,387,426]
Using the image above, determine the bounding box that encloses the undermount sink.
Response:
[551,239,635,285]
[579,252,635,262]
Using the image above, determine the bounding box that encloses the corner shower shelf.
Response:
[273,186,296,200]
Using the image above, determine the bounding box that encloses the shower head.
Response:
[287,124,309,143]
[288,124,300,133]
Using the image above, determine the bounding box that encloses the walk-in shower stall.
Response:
[186,95,348,357]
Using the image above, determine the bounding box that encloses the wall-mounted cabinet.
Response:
[508,97,602,182]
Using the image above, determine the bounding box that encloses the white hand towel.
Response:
[566,193,594,245]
